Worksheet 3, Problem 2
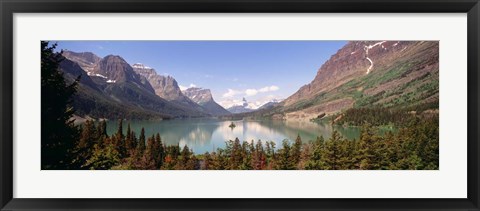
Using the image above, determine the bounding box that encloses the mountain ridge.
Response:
[61,52,210,119]
[183,87,230,116]
[251,41,439,121]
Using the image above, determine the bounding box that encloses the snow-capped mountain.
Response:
[226,98,255,114]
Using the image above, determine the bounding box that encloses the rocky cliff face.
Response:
[279,41,439,120]
[63,51,101,72]
[59,52,209,119]
[183,87,230,116]
[132,63,211,116]
[132,63,184,100]
[183,87,213,104]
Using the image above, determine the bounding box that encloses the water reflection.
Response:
[106,118,361,154]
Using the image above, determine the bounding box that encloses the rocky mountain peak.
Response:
[183,87,213,104]
[63,51,101,63]
[132,63,184,101]
[183,87,230,116]
[62,51,101,72]
[92,55,138,83]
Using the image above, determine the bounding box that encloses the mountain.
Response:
[60,52,208,119]
[227,98,255,114]
[267,41,439,120]
[63,51,101,72]
[91,56,155,92]
[131,63,210,115]
[257,100,281,110]
[227,105,254,114]
[183,87,230,116]
[131,63,182,100]
[59,58,171,120]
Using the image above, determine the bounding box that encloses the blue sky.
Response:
[54,41,347,108]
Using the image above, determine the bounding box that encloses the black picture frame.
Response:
[1,0,479,210]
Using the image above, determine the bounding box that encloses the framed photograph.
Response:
[1,0,479,210]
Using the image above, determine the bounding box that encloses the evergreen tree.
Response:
[229,138,243,169]
[276,140,295,170]
[95,120,107,146]
[139,135,156,169]
[72,120,96,168]
[113,119,126,157]
[290,134,302,167]
[41,41,79,169]
[323,131,342,170]
[153,133,165,169]
[125,123,133,153]
[357,123,374,169]
[305,136,325,170]
[178,145,193,169]
[252,140,266,170]
[137,127,146,153]
[84,138,121,170]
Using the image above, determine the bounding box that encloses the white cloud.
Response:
[259,85,279,92]
[179,83,196,91]
[245,85,280,96]
[245,89,258,96]
[219,99,243,109]
[222,85,280,98]
[222,89,241,98]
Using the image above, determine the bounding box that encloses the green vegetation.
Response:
[51,117,437,170]
[334,107,414,127]
[41,41,439,171]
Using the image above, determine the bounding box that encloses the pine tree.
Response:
[276,140,295,170]
[252,140,266,170]
[41,41,79,169]
[229,138,243,169]
[290,134,302,167]
[305,136,325,170]
[72,120,96,168]
[323,130,342,170]
[178,145,194,169]
[203,152,213,170]
[95,120,107,146]
[84,137,121,170]
[125,123,134,154]
[139,135,156,169]
[137,127,146,154]
[153,133,165,169]
[113,119,126,157]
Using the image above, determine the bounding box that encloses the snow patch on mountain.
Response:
[364,41,386,74]
[132,63,153,70]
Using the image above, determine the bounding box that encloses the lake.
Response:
[106,118,361,154]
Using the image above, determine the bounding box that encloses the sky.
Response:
[54,41,347,109]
